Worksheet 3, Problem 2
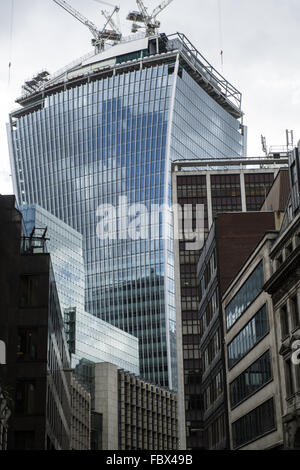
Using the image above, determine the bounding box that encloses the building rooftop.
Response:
[12,32,243,120]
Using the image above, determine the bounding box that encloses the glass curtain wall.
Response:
[10,49,244,389]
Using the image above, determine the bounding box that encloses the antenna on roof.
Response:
[261,135,268,156]
[286,130,294,150]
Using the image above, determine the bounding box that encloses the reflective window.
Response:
[227,304,269,369]
[230,350,272,408]
[225,261,264,330]
[232,398,275,449]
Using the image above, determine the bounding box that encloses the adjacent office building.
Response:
[221,160,296,450]
[8,31,245,390]
[198,211,277,449]
[172,156,288,448]
[222,230,283,449]
[93,362,178,450]
[0,195,72,450]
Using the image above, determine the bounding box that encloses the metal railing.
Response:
[21,236,48,254]
[167,32,242,111]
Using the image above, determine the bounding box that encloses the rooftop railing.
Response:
[167,32,242,111]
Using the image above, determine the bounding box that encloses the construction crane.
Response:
[52,0,121,52]
[101,8,122,43]
[127,0,174,36]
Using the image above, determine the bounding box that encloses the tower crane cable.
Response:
[8,0,15,86]
[217,0,224,72]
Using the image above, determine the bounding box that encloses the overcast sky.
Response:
[1,0,299,194]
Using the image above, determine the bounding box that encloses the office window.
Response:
[291,296,300,330]
[230,350,272,408]
[296,364,300,391]
[14,431,35,450]
[211,174,242,217]
[232,398,275,448]
[15,381,36,414]
[19,275,41,307]
[285,359,295,398]
[225,261,264,330]
[207,413,227,448]
[244,173,274,211]
[227,304,269,369]
[17,328,38,361]
[280,304,289,338]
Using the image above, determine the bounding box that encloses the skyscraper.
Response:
[8,29,244,389]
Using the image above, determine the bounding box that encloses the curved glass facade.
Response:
[9,35,244,389]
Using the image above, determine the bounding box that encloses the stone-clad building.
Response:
[71,374,91,450]
[93,362,178,450]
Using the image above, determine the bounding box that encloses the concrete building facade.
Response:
[93,362,178,450]
[71,374,91,450]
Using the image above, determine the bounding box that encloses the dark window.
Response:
[291,296,300,329]
[232,398,275,448]
[207,413,227,448]
[15,381,36,414]
[228,304,269,369]
[230,350,272,408]
[14,431,35,450]
[225,261,264,330]
[17,328,38,360]
[285,359,295,397]
[244,173,274,211]
[19,275,41,307]
[211,174,242,217]
[280,304,289,338]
